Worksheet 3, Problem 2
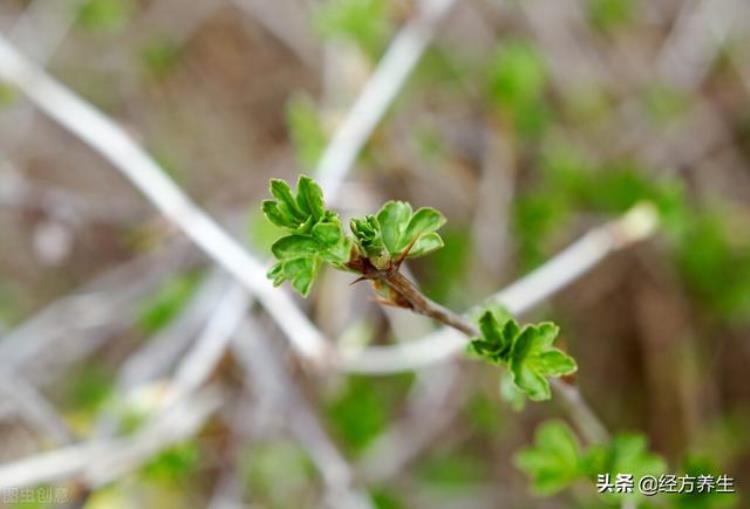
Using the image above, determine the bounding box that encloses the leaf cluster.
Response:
[263,176,351,296]
[350,201,446,270]
[262,177,447,297]
[469,308,577,401]
[516,420,666,502]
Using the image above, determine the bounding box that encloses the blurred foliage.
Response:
[513,143,750,321]
[517,420,666,504]
[64,364,114,434]
[314,0,393,59]
[138,272,201,333]
[667,456,738,509]
[0,82,18,108]
[286,95,328,171]
[140,441,201,485]
[587,0,638,32]
[642,85,691,125]
[370,488,406,509]
[325,374,412,453]
[140,36,183,79]
[486,41,550,139]
[243,441,316,507]
[418,451,490,491]
[76,0,133,32]
[515,420,586,495]
[420,227,471,305]
[674,211,750,320]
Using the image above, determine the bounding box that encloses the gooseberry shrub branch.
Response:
[262,175,576,401]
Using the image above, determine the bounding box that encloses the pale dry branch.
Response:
[316,0,457,197]
[0,390,220,491]
[0,34,329,361]
[232,320,373,509]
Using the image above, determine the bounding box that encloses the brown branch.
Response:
[374,268,609,445]
[380,271,479,338]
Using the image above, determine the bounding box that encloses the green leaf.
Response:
[261,200,296,229]
[499,372,526,411]
[470,310,514,363]
[401,207,446,250]
[267,263,285,286]
[270,179,305,221]
[296,175,325,221]
[515,421,584,495]
[351,215,388,266]
[312,222,342,247]
[407,232,444,257]
[584,433,667,503]
[376,201,412,254]
[262,176,352,296]
[271,235,322,260]
[281,257,320,297]
[468,307,574,401]
[510,323,577,401]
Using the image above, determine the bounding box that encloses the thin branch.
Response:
[232,320,373,509]
[0,374,73,445]
[382,270,478,337]
[166,283,250,405]
[0,390,220,490]
[316,0,457,197]
[337,203,659,374]
[0,34,329,362]
[358,363,467,483]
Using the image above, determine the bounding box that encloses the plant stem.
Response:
[380,268,610,445]
[382,271,479,337]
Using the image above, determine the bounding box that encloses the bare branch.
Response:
[232,320,373,509]
[316,0,457,197]
[0,374,73,445]
[0,34,329,362]
[0,390,220,490]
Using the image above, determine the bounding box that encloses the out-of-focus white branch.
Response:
[166,284,251,405]
[337,204,659,374]
[232,320,373,509]
[0,390,220,490]
[0,374,72,445]
[316,0,456,197]
[0,34,329,362]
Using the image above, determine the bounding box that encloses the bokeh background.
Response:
[0,0,749,507]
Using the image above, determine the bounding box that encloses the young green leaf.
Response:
[271,235,322,259]
[351,201,446,265]
[401,208,446,250]
[515,420,585,495]
[262,176,351,296]
[509,323,577,401]
[583,433,666,504]
[469,310,519,363]
[377,201,413,254]
[297,175,325,221]
[408,232,444,258]
[469,307,573,401]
